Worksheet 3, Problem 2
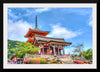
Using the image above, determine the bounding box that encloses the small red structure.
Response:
[24,16,72,56]
[11,54,16,60]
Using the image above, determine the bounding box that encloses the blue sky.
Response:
[8,8,93,54]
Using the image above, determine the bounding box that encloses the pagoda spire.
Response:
[35,15,37,28]
[34,15,41,31]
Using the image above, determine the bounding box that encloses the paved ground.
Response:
[58,56,74,64]
[24,54,75,64]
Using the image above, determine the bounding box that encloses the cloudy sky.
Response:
[8,8,92,54]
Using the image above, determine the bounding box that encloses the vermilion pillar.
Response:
[63,48,65,55]
[59,49,61,55]
[53,47,56,55]
[58,48,59,56]
[49,45,50,55]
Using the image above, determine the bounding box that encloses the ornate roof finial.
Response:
[35,15,37,28]
[34,15,41,31]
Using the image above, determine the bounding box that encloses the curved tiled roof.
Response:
[34,35,70,43]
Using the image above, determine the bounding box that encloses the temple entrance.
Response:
[50,46,53,55]
[44,47,54,55]
[40,46,54,55]
[55,48,62,56]
[40,45,64,56]
[44,48,47,54]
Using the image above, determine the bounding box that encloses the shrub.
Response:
[74,60,79,63]
[29,59,35,64]
[77,61,84,64]
[74,60,91,64]
[30,58,40,64]
[50,60,58,64]
[84,63,88,64]
[23,59,30,64]
[23,58,40,64]
[74,60,84,64]
[40,58,47,64]
[84,61,91,64]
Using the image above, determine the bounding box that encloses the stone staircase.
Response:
[58,56,74,64]
[24,54,74,64]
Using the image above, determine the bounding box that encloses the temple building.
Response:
[24,16,72,56]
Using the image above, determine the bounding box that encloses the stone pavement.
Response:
[24,54,74,64]
[58,56,74,64]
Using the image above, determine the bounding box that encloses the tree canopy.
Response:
[72,43,92,60]
[78,49,92,60]
[8,40,23,59]
[8,40,40,59]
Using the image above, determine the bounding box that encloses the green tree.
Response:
[78,49,92,60]
[8,49,12,59]
[8,40,22,59]
[10,42,40,58]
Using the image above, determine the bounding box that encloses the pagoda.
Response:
[24,16,72,56]
[24,16,49,44]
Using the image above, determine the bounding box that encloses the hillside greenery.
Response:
[8,40,40,59]
[10,42,40,58]
[8,40,24,59]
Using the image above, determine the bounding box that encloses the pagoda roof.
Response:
[24,28,49,38]
[30,28,49,32]
[34,35,72,46]
[24,16,49,38]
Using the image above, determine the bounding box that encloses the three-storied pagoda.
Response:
[24,16,72,56]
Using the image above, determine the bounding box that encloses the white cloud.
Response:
[47,24,81,39]
[21,8,50,16]
[35,8,50,13]
[8,9,19,20]
[23,9,35,16]
[88,15,93,27]
[89,21,92,26]
[8,20,33,42]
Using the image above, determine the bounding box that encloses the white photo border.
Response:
[3,3,97,69]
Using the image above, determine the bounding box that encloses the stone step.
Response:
[58,57,74,64]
